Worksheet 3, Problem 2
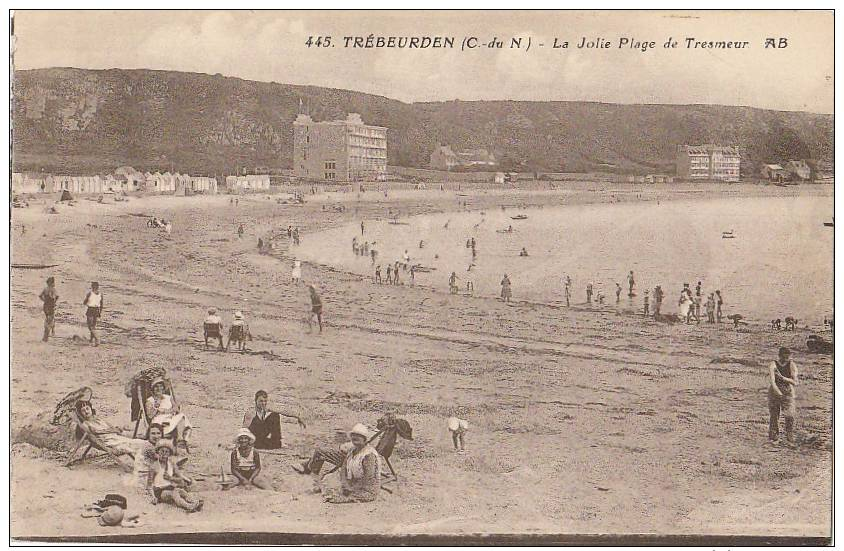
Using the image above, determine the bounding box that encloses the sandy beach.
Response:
[10,182,833,540]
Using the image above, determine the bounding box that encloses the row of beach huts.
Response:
[11,166,271,196]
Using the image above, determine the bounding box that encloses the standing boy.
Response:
[39,276,59,342]
[768,347,799,444]
[82,282,103,346]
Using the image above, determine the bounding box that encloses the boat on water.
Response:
[511,215,528,220]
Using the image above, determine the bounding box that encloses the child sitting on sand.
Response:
[447,417,469,453]
[230,429,272,490]
[147,440,203,512]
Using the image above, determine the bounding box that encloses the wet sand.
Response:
[10,183,833,539]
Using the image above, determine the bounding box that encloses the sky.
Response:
[12,10,834,114]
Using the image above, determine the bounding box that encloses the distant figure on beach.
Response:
[308,285,323,333]
[586,282,593,304]
[653,285,664,318]
[615,283,622,303]
[694,281,702,321]
[564,276,572,307]
[292,227,300,246]
[449,272,459,294]
[705,294,716,323]
[291,260,302,285]
[627,271,635,296]
[257,237,263,251]
[386,264,393,285]
[519,247,529,257]
[727,314,744,328]
[410,265,416,285]
[238,224,245,238]
[370,249,377,264]
[500,274,512,303]
[361,221,365,236]
[227,311,250,351]
[596,288,605,305]
[39,276,58,342]
[419,240,424,249]
[287,225,292,239]
[643,290,650,316]
[164,221,172,235]
[403,250,410,267]
[678,285,693,324]
[351,237,358,253]
[393,261,401,285]
[447,417,469,453]
[82,281,103,346]
[715,290,724,323]
[768,346,799,444]
[692,295,701,324]
[203,308,224,350]
[375,265,382,284]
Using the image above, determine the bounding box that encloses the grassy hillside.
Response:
[12,68,834,176]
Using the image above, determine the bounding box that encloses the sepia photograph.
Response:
[8,9,834,544]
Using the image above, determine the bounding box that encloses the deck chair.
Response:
[226,324,252,352]
[125,367,170,439]
[64,410,127,470]
[204,322,224,349]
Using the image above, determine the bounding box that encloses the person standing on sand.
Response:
[375,265,382,284]
[768,347,799,444]
[237,224,244,239]
[705,294,716,323]
[694,281,702,321]
[615,283,622,303]
[643,290,650,316]
[385,264,393,285]
[715,290,724,323]
[308,285,323,333]
[39,276,59,342]
[653,285,664,318]
[500,274,512,303]
[361,221,365,236]
[287,225,292,239]
[291,260,302,285]
[586,282,593,304]
[449,272,458,294]
[292,227,300,246]
[393,261,401,285]
[627,271,635,296]
[370,248,377,265]
[564,275,572,307]
[82,282,103,346]
[410,265,416,286]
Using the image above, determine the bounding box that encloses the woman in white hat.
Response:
[323,423,381,504]
[145,378,192,450]
[230,428,271,490]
